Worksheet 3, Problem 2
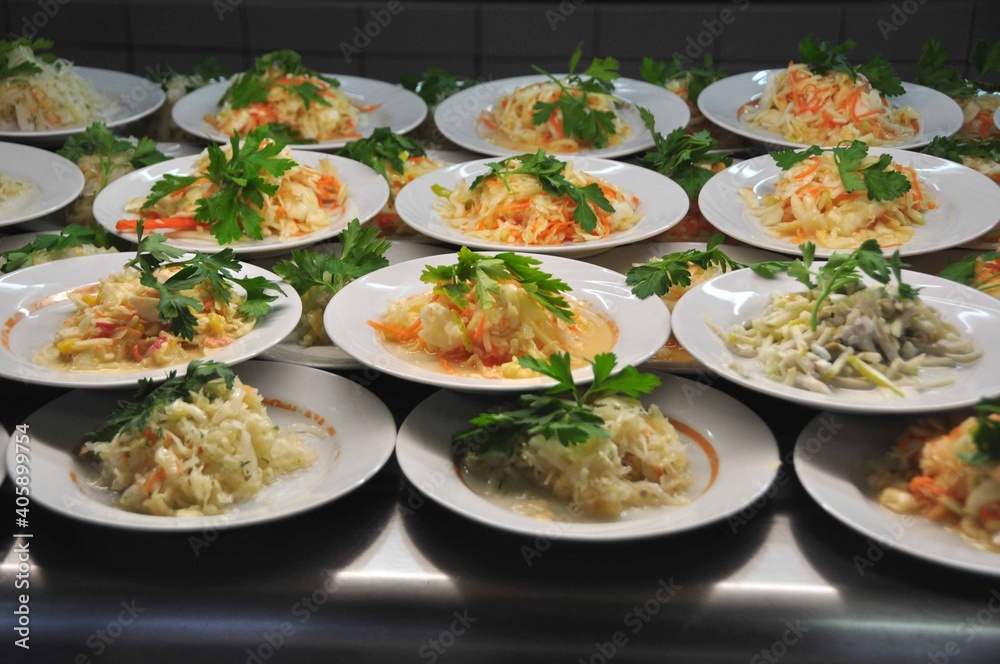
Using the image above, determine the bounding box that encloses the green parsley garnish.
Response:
[221,50,339,110]
[637,106,731,199]
[922,135,1000,165]
[256,122,317,145]
[771,141,912,202]
[469,149,613,233]
[337,127,427,200]
[531,44,622,149]
[58,122,170,190]
[141,126,296,245]
[422,247,575,324]
[149,54,230,93]
[452,352,661,456]
[125,221,282,340]
[970,399,1000,462]
[0,37,56,78]
[748,240,918,331]
[639,54,724,104]
[626,234,746,299]
[273,218,390,296]
[797,36,904,97]
[84,360,235,443]
[938,251,1000,295]
[916,38,1000,97]
[400,66,478,106]
[0,223,115,274]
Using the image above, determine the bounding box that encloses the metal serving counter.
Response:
[2,372,999,663]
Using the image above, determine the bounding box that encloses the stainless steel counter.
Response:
[3,373,999,663]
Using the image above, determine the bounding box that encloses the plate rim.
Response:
[0,142,85,226]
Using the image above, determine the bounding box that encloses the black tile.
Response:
[245,0,358,53]
[597,2,720,60]
[127,0,244,49]
[365,55,474,84]
[245,50,362,76]
[54,45,130,71]
[7,0,127,46]
[132,49,246,79]
[478,56,569,80]
[361,1,475,55]
[844,0,974,62]
[970,1,1000,84]
[717,2,842,63]
[481,3,594,58]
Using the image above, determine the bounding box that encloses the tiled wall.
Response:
[2,0,997,83]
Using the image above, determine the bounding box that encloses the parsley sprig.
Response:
[0,224,114,274]
[938,250,1000,295]
[141,127,296,244]
[0,37,56,78]
[798,36,904,97]
[421,247,575,324]
[400,66,478,106]
[149,55,230,93]
[748,240,918,330]
[337,127,427,199]
[273,219,390,296]
[452,352,661,456]
[626,234,746,299]
[969,399,1000,462]
[639,54,724,104]
[916,38,1000,97]
[637,107,731,199]
[772,141,912,202]
[469,150,613,233]
[256,122,317,145]
[531,44,622,148]
[125,221,282,340]
[85,360,236,443]
[58,122,170,189]
[922,135,1000,165]
[221,50,339,110]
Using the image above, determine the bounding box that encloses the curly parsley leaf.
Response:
[626,234,746,299]
[922,135,1000,164]
[0,37,56,77]
[221,50,339,110]
[469,150,613,233]
[0,224,114,273]
[273,219,390,297]
[637,106,730,199]
[84,360,236,443]
[771,141,911,202]
[337,127,426,199]
[400,66,478,105]
[797,36,903,97]
[916,38,978,98]
[452,352,661,455]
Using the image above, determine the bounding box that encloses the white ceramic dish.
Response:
[672,267,1000,412]
[697,71,962,150]
[6,361,397,531]
[0,252,300,388]
[699,148,1000,257]
[0,143,84,227]
[394,156,689,257]
[395,373,779,540]
[93,151,389,257]
[795,411,1000,576]
[433,74,690,159]
[172,75,427,150]
[325,252,670,392]
[0,67,165,145]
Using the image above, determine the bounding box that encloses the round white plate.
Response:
[256,241,451,369]
[672,267,1000,413]
[0,143,84,227]
[396,373,779,540]
[0,252,300,388]
[588,242,786,372]
[699,148,1000,258]
[433,74,691,159]
[795,411,1000,576]
[172,75,428,150]
[6,360,396,531]
[394,156,689,257]
[0,67,165,145]
[697,71,962,150]
[325,252,670,392]
[93,150,390,257]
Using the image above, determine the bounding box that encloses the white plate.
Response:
[93,151,390,257]
[0,423,7,486]
[325,252,670,392]
[587,242,786,372]
[699,148,1000,258]
[6,360,396,531]
[396,373,779,541]
[172,75,428,150]
[672,267,1000,413]
[697,71,962,150]
[795,411,1000,576]
[0,143,84,227]
[257,241,451,369]
[433,74,691,159]
[394,156,689,257]
[0,252,300,388]
[994,106,1000,130]
[0,67,165,145]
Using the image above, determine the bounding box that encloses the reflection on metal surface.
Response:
[714,581,839,596]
